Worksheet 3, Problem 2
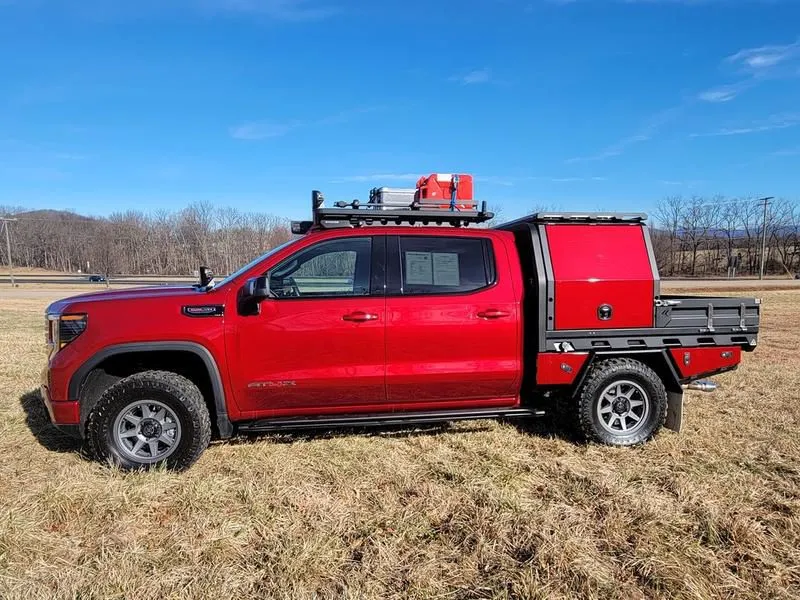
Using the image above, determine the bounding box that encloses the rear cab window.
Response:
[389,236,496,296]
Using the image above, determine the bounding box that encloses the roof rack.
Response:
[494,212,647,230]
[291,191,494,234]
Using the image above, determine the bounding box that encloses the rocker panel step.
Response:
[237,407,545,434]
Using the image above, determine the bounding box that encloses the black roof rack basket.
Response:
[291,191,494,234]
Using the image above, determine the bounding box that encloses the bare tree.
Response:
[770,199,800,276]
[653,196,686,276]
[3,204,291,277]
[91,222,121,286]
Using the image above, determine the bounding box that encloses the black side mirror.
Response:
[199,266,214,287]
[244,275,271,299]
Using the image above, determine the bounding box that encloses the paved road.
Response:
[663,278,800,290]
[0,277,190,285]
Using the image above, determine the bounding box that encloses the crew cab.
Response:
[42,193,760,470]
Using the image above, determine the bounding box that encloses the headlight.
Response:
[47,314,87,352]
[59,314,87,348]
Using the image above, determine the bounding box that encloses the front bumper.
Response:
[41,383,81,438]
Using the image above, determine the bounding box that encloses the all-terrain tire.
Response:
[577,358,667,446]
[86,370,211,471]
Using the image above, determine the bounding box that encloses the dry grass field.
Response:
[1,288,799,599]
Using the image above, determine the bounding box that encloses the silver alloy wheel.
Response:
[596,379,650,435]
[113,400,182,463]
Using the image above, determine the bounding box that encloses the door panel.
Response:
[229,236,387,417]
[385,235,521,407]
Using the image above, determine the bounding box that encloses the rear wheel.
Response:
[86,370,211,470]
[577,358,667,446]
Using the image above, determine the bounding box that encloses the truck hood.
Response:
[46,285,206,314]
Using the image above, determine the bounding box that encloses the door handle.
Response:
[477,309,510,319]
[342,311,379,322]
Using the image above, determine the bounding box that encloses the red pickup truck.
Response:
[42,196,760,470]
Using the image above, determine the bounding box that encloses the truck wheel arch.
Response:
[69,342,234,439]
[571,350,684,433]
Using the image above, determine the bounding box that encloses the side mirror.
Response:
[199,266,214,287]
[244,275,271,299]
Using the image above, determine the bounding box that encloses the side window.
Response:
[269,237,372,298]
[398,236,493,295]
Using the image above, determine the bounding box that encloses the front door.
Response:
[384,234,521,408]
[230,235,387,417]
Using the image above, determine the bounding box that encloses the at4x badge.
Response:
[182,305,224,317]
[248,381,297,389]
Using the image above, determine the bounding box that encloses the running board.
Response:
[237,407,545,434]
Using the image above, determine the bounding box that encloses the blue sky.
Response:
[0,0,798,222]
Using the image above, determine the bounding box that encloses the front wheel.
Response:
[577,358,667,446]
[86,370,211,470]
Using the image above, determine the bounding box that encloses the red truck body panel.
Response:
[536,352,590,385]
[669,346,741,380]
[44,284,243,419]
[546,224,655,330]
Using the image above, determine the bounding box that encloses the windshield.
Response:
[211,239,298,289]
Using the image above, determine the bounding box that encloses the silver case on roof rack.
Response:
[368,187,417,210]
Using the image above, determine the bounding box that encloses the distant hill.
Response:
[12,209,97,223]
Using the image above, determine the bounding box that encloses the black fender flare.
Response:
[68,341,234,438]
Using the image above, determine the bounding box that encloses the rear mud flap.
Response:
[665,390,683,433]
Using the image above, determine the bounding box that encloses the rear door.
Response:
[384,233,521,408]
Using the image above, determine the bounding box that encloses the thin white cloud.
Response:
[566,105,682,163]
[695,38,798,105]
[230,106,383,140]
[449,68,491,85]
[697,85,739,103]
[771,147,800,156]
[691,113,800,137]
[726,39,800,75]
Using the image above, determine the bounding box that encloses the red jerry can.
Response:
[415,174,475,209]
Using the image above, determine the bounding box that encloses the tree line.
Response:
[652,196,799,277]
[0,203,292,278]
[1,196,798,278]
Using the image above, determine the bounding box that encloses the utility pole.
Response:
[758,196,774,280]
[1,217,17,287]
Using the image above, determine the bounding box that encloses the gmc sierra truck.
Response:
[42,191,760,470]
